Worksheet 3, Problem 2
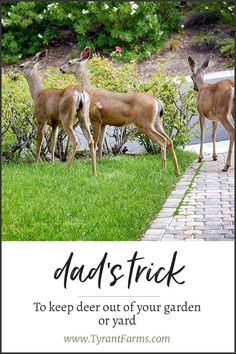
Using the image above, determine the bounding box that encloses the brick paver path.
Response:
[142,152,234,241]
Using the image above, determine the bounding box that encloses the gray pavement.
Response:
[142,140,234,241]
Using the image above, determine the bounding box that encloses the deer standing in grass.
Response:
[60,47,180,175]
[188,56,234,171]
[19,50,97,175]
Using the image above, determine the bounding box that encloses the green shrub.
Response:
[184,0,235,27]
[217,37,235,67]
[135,72,197,153]
[2,73,36,161]
[2,1,182,64]
[191,33,217,53]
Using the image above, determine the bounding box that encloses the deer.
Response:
[19,50,96,175]
[60,47,180,175]
[188,56,234,172]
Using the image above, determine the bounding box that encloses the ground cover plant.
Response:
[2,150,196,241]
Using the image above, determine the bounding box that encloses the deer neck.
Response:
[195,74,206,91]
[75,66,92,90]
[26,67,43,102]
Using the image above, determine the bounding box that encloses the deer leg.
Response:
[220,117,235,171]
[212,121,218,161]
[98,125,106,159]
[36,122,46,162]
[138,126,167,171]
[50,126,59,163]
[63,125,79,168]
[92,122,102,157]
[80,122,97,176]
[162,138,179,175]
[198,115,205,162]
[155,122,180,175]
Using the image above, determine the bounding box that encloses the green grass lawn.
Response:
[2,150,196,241]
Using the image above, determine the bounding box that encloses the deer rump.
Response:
[35,85,87,128]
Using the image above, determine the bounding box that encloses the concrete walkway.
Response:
[142,140,234,241]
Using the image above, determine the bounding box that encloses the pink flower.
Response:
[115,46,122,53]
[96,101,103,109]
[57,80,64,85]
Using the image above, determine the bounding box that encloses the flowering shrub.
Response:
[2,1,181,64]
[2,56,196,161]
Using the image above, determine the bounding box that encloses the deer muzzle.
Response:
[60,65,68,74]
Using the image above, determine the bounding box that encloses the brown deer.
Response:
[19,50,97,175]
[188,56,234,171]
[60,47,180,175]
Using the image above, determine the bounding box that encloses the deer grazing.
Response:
[188,56,234,171]
[19,50,97,175]
[60,47,180,175]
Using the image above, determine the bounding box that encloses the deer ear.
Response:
[33,50,48,63]
[201,55,210,71]
[188,56,195,72]
[80,47,91,61]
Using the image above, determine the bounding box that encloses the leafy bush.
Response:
[2,1,182,64]
[2,55,197,161]
[184,0,235,28]
[191,33,217,53]
[190,33,234,67]
[135,72,197,153]
[2,73,36,161]
[187,0,234,68]
[217,37,234,67]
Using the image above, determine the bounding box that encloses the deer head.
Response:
[188,56,210,92]
[19,50,48,77]
[60,46,91,75]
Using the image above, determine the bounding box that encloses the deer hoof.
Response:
[212,155,217,161]
[222,164,230,172]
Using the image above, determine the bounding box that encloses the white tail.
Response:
[19,51,96,175]
[188,55,235,171]
[60,47,180,174]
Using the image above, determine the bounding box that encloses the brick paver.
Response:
[142,152,234,241]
